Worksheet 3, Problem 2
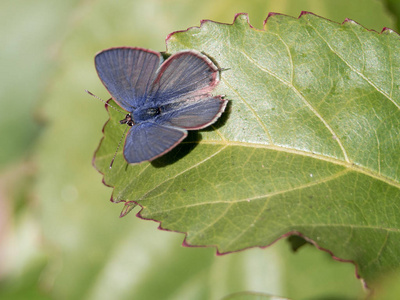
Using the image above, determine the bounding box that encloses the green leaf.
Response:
[370,270,400,299]
[94,12,400,285]
[223,291,290,300]
[384,0,400,32]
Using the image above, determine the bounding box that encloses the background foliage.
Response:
[1,0,399,299]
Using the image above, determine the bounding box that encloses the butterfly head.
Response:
[119,114,135,126]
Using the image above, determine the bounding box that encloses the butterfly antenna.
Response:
[109,125,130,169]
[85,90,125,115]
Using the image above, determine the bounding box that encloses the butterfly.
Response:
[94,47,228,165]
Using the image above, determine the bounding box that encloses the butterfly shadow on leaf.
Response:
[151,131,202,168]
[150,100,231,168]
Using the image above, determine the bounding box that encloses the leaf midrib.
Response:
[194,140,400,189]
[128,139,400,201]
[101,138,400,202]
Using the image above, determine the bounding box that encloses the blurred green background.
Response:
[1,0,398,299]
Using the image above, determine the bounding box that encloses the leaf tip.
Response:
[380,27,399,36]
[231,12,253,29]
[299,11,315,17]
[342,18,358,25]
[166,13,253,49]
[119,201,137,217]
[233,12,249,22]
[263,12,283,26]
[381,27,393,33]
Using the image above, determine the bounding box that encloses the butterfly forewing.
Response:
[95,47,162,111]
[148,51,219,104]
[123,122,188,163]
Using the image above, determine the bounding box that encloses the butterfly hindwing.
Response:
[123,122,188,164]
[95,47,162,111]
[158,96,228,130]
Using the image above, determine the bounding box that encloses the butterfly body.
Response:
[131,104,162,122]
[95,47,227,164]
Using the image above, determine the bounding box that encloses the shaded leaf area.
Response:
[370,270,400,299]
[383,0,400,32]
[94,13,400,284]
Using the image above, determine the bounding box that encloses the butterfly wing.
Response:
[158,96,227,129]
[123,122,187,164]
[95,47,162,111]
[146,50,227,129]
[148,51,220,104]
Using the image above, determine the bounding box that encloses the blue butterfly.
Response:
[94,47,228,165]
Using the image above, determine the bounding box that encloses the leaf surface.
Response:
[94,13,400,283]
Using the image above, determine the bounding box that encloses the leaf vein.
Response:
[222,78,273,143]
[240,49,350,162]
[137,145,229,201]
[308,21,400,111]
[150,169,350,214]
[194,140,400,189]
